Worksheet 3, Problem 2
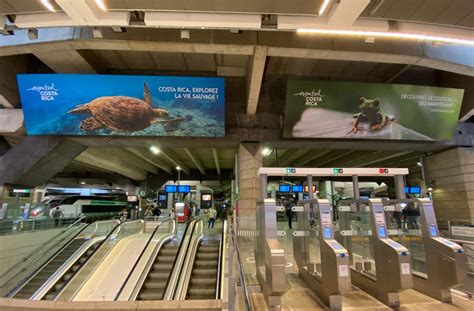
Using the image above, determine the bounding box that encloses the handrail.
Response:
[2,217,89,298]
[163,217,202,301]
[231,223,252,311]
[31,219,121,300]
[116,219,176,301]
[1,217,87,294]
[216,219,227,299]
[175,218,204,300]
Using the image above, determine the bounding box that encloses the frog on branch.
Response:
[350,97,395,133]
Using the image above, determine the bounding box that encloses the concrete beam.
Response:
[125,147,172,173]
[279,149,309,167]
[361,151,417,167]
[159,148,190,175]
[212,148,221,175]
[0,109,23,134]
[0,136,10,156]
[33,49,96,74]
[317,150,357,167]
[327,0,371,26]
[217,66,246,77]
[0,137,86,186]
[246,46,268,115]
[0,95,14,109]
[294,149,332,166]
[184,148,205,175]
[75,149,148,181]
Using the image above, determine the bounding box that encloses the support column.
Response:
[425,148,474,223]
[237,143,262,232]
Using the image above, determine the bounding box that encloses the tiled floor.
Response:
[235,219,474,311]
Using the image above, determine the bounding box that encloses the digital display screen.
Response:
[303,194,309,200]
[292,185,303,193]
[324,227,332,239]
[410,186,421,194]
[378,226,387,238]
[279,185,291,193]
[404,186,409,193]
[429,225,437,236]
[127,195,138,202]
[178,185,190,193]
[165,185,177,193]
[202,194,212,201]
[158,195,167,201]
[304,185,316,193]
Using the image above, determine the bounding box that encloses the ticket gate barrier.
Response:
[255,199,286,311]
[382,198,467,302]
[292,199,351,310]
[336,198,413,307]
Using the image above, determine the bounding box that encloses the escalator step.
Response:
[143,281,167,289]
[192,268,217,275]
[194,261,217,267]
[148,272,169,279]
[157,256,175,262]
[137,291,164,300]
[187,288,215,296]
[190,278,215,285]
[196,253,218,260]
[153,264,172,270]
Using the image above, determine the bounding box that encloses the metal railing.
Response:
[0,217,83,235]
[231,222,252,311]
[1,217,87,297]
[216,219,228,299]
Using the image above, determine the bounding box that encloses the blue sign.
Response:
[292,185,303,193]
[279,185,291,193]
[17,74,225,136]
[409,186,421,194]
[178,185,190,193]
[165,185,177,193]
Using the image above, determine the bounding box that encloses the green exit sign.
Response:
[285,168,296,174]
[332,168,343,174]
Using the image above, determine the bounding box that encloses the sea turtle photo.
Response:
[68,82,183,132]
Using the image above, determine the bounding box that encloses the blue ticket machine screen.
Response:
[378,226,387,238]
[429,225,438,236]
[324,227,332,239]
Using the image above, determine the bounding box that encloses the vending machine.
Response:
[175,202,185,222]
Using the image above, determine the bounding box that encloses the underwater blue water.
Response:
[17,74,225,137]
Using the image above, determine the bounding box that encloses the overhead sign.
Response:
[17,74,225,137]
[284,80,464,141]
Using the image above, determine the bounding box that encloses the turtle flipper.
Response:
[80,117,104,131]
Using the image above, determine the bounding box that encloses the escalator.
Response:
[11,238,90,299]
[42,241,102,300]
[186,240,220,299]
[137,239,180,300]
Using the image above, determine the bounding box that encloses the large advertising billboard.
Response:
[17,74,225,137]
[284,80,464,141]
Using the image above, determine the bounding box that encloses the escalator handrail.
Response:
[5,217,89,297]
[115,219,176,301]
[216,219,228,299]
[0,216,86,282]
[231,223,252,311]
[163,217,203,301]
[53,220,144,301]
[175,219,204,300]
[30,219,121,300]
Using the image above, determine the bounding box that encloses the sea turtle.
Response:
[68,82,175,132]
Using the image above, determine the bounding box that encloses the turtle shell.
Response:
[86,96,156,131]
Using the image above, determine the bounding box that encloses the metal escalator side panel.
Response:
[30,237,105,300]
[177,233,204,300]
[216,219,228,299]
[163,218,203,301]
[7,222,91,299]
[116,219,176,301]
[54,220,143,301]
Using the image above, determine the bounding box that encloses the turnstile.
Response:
[383,198,467,302]
[292,199,351,310]
[336,198,413,307]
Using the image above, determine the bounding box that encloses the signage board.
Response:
[284,80,463,141]
[17,74,225,137]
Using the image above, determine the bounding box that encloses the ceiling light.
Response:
[176,166,181,171]
[427,187,433,192]
[149,146,160,155]
[180,29,190,39]
[296,28,474,46]
[417,162,422,167]
[318,0,331,16]
[40,0,55,12]
[80,181,86,185]
[95,0,107,11]
[262,147,272,157]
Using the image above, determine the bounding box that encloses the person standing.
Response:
[208,206,217,229]
[52,206,64,227]
[119,208,128,223]
[283,198,293,229]
[184,204,192,224]
[195,203,200,216]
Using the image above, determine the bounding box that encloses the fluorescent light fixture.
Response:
[149,146,160,155]
[80,181,86,185]
[95,0,107,11]
[176,166,182,171]
[417,162,422,167]
[40,0,56,12]
[145,12,261,29]
[318,0,331,16]
[296,28,474,46]
[262,147,272,157]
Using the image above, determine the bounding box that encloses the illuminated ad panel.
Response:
[17,74,225,137]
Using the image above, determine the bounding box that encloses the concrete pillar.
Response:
[425,148,474,223]
[237,143,262,231]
